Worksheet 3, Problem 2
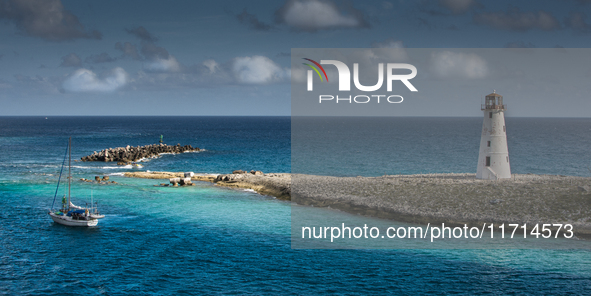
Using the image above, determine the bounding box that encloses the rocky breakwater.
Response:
[80,143,200,163]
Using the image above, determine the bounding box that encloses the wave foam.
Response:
[72,165,132,170]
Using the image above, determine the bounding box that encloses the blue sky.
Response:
[0,0,590,116]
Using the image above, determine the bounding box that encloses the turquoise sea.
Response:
[1,116,590,295]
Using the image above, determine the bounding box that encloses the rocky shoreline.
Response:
[213,172,291,200]
[123,170,291,200]
[80,143,200,163]
[123,171,591,238]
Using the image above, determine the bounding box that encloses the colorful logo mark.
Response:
[302,58,328,82]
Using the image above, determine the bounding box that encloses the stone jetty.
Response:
[80,143,200,163]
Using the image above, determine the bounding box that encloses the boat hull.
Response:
[49,212,98,227]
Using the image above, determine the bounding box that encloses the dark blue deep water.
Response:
[1,116,590,295]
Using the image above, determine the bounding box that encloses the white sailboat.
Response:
[48,137,103,226]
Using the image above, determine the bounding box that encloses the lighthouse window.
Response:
[487,141,490,147]
[506,156,509,162]
[489,112,492,118]
[486,157,491,166]
[503,125,506,132]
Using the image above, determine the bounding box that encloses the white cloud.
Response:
[62,67,128,92]
[203,59,219,73]
[232,56,288,84]
[290,67,306,83]
[277,0,366,31]
[128,55,289,89]
[430,51,488,79]
[370,38,408,61]
[145,55,181,72]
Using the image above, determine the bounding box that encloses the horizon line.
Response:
[1,115,590,119]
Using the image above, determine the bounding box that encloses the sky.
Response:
[0,0,591,116]
[291,48,591,117]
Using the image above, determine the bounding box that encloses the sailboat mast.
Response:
[68,137,71,210]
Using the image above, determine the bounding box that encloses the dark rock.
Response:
[80,143,200,162]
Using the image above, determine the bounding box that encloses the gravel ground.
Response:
[293,173,591,238]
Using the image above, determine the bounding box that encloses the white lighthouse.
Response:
[476,91,511,180]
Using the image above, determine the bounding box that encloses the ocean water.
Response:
[292,117,591,177]
[1,116,591,295]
